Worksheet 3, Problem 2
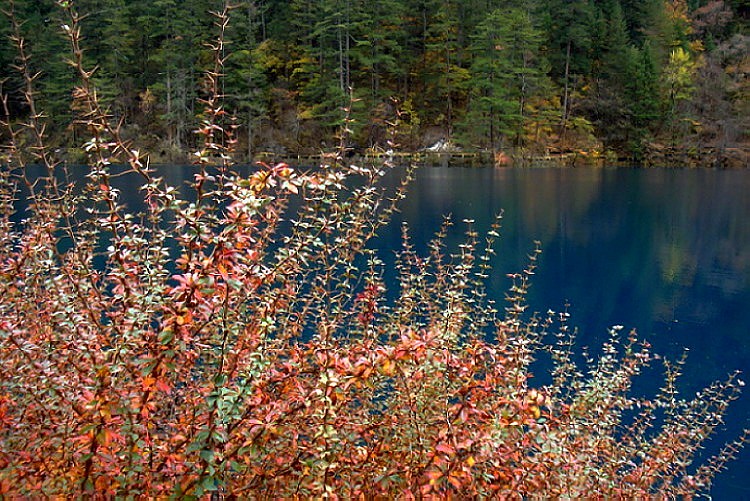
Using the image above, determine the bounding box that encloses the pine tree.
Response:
[287,0,360,130]
[420,0,473,135]
[538,0,595,130]
[623,43,661,155]
[461,7,548,151]
[224,1,269,159]
[354,0,406,103]
[587,0,635,149]
[146,0,214,150]
[11,0,76,136]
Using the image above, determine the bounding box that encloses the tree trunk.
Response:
[338,14,345,93]
[166,69,174,146]
[259,0,267,40]
[247,109,253,161]
[560,39,571,144]
[519,52,528,147]
[345,0,351,91]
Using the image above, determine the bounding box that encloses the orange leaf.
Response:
[217,263,228,280]
[447,474,463,489]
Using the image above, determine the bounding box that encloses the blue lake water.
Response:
[14,163,750,496]
[380,165,750,498]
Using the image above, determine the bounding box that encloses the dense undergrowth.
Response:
[0,1,747,497]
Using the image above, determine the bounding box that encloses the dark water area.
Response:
[381,165,750,498]
[12,163,750,496]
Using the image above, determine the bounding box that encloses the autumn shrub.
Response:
[0,1,747,497]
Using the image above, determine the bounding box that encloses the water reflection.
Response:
[391,166,750,353]
[387,165,750,496]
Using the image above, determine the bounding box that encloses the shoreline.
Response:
[254,147,749,169]
[53,145,748,169]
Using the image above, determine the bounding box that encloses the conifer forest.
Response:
[1,0,748,162]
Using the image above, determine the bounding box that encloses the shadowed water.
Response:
[382,165,750,497]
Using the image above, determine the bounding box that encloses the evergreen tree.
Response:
[538,0,595,129]
[341,0,410,146]
[461,8,548,151]
[287,0,358,129]
[0,3,22,121]
[623,43,661,155]
[225,1,269,159]
[146,0,214,149]
[421,0,472,134]
[587,0,635,149]
[354,0,407,103]
[11,0,75,135]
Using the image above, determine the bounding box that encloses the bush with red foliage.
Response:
[0,1,746,497]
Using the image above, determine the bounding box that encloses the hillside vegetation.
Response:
[2,0,748,163]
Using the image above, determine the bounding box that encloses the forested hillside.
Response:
[2,0,748,163]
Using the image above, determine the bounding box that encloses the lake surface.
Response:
[380,165,750,497]
[15,163,750,496]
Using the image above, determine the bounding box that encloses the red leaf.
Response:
[155,379,171,393]
[435,443,455,456]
